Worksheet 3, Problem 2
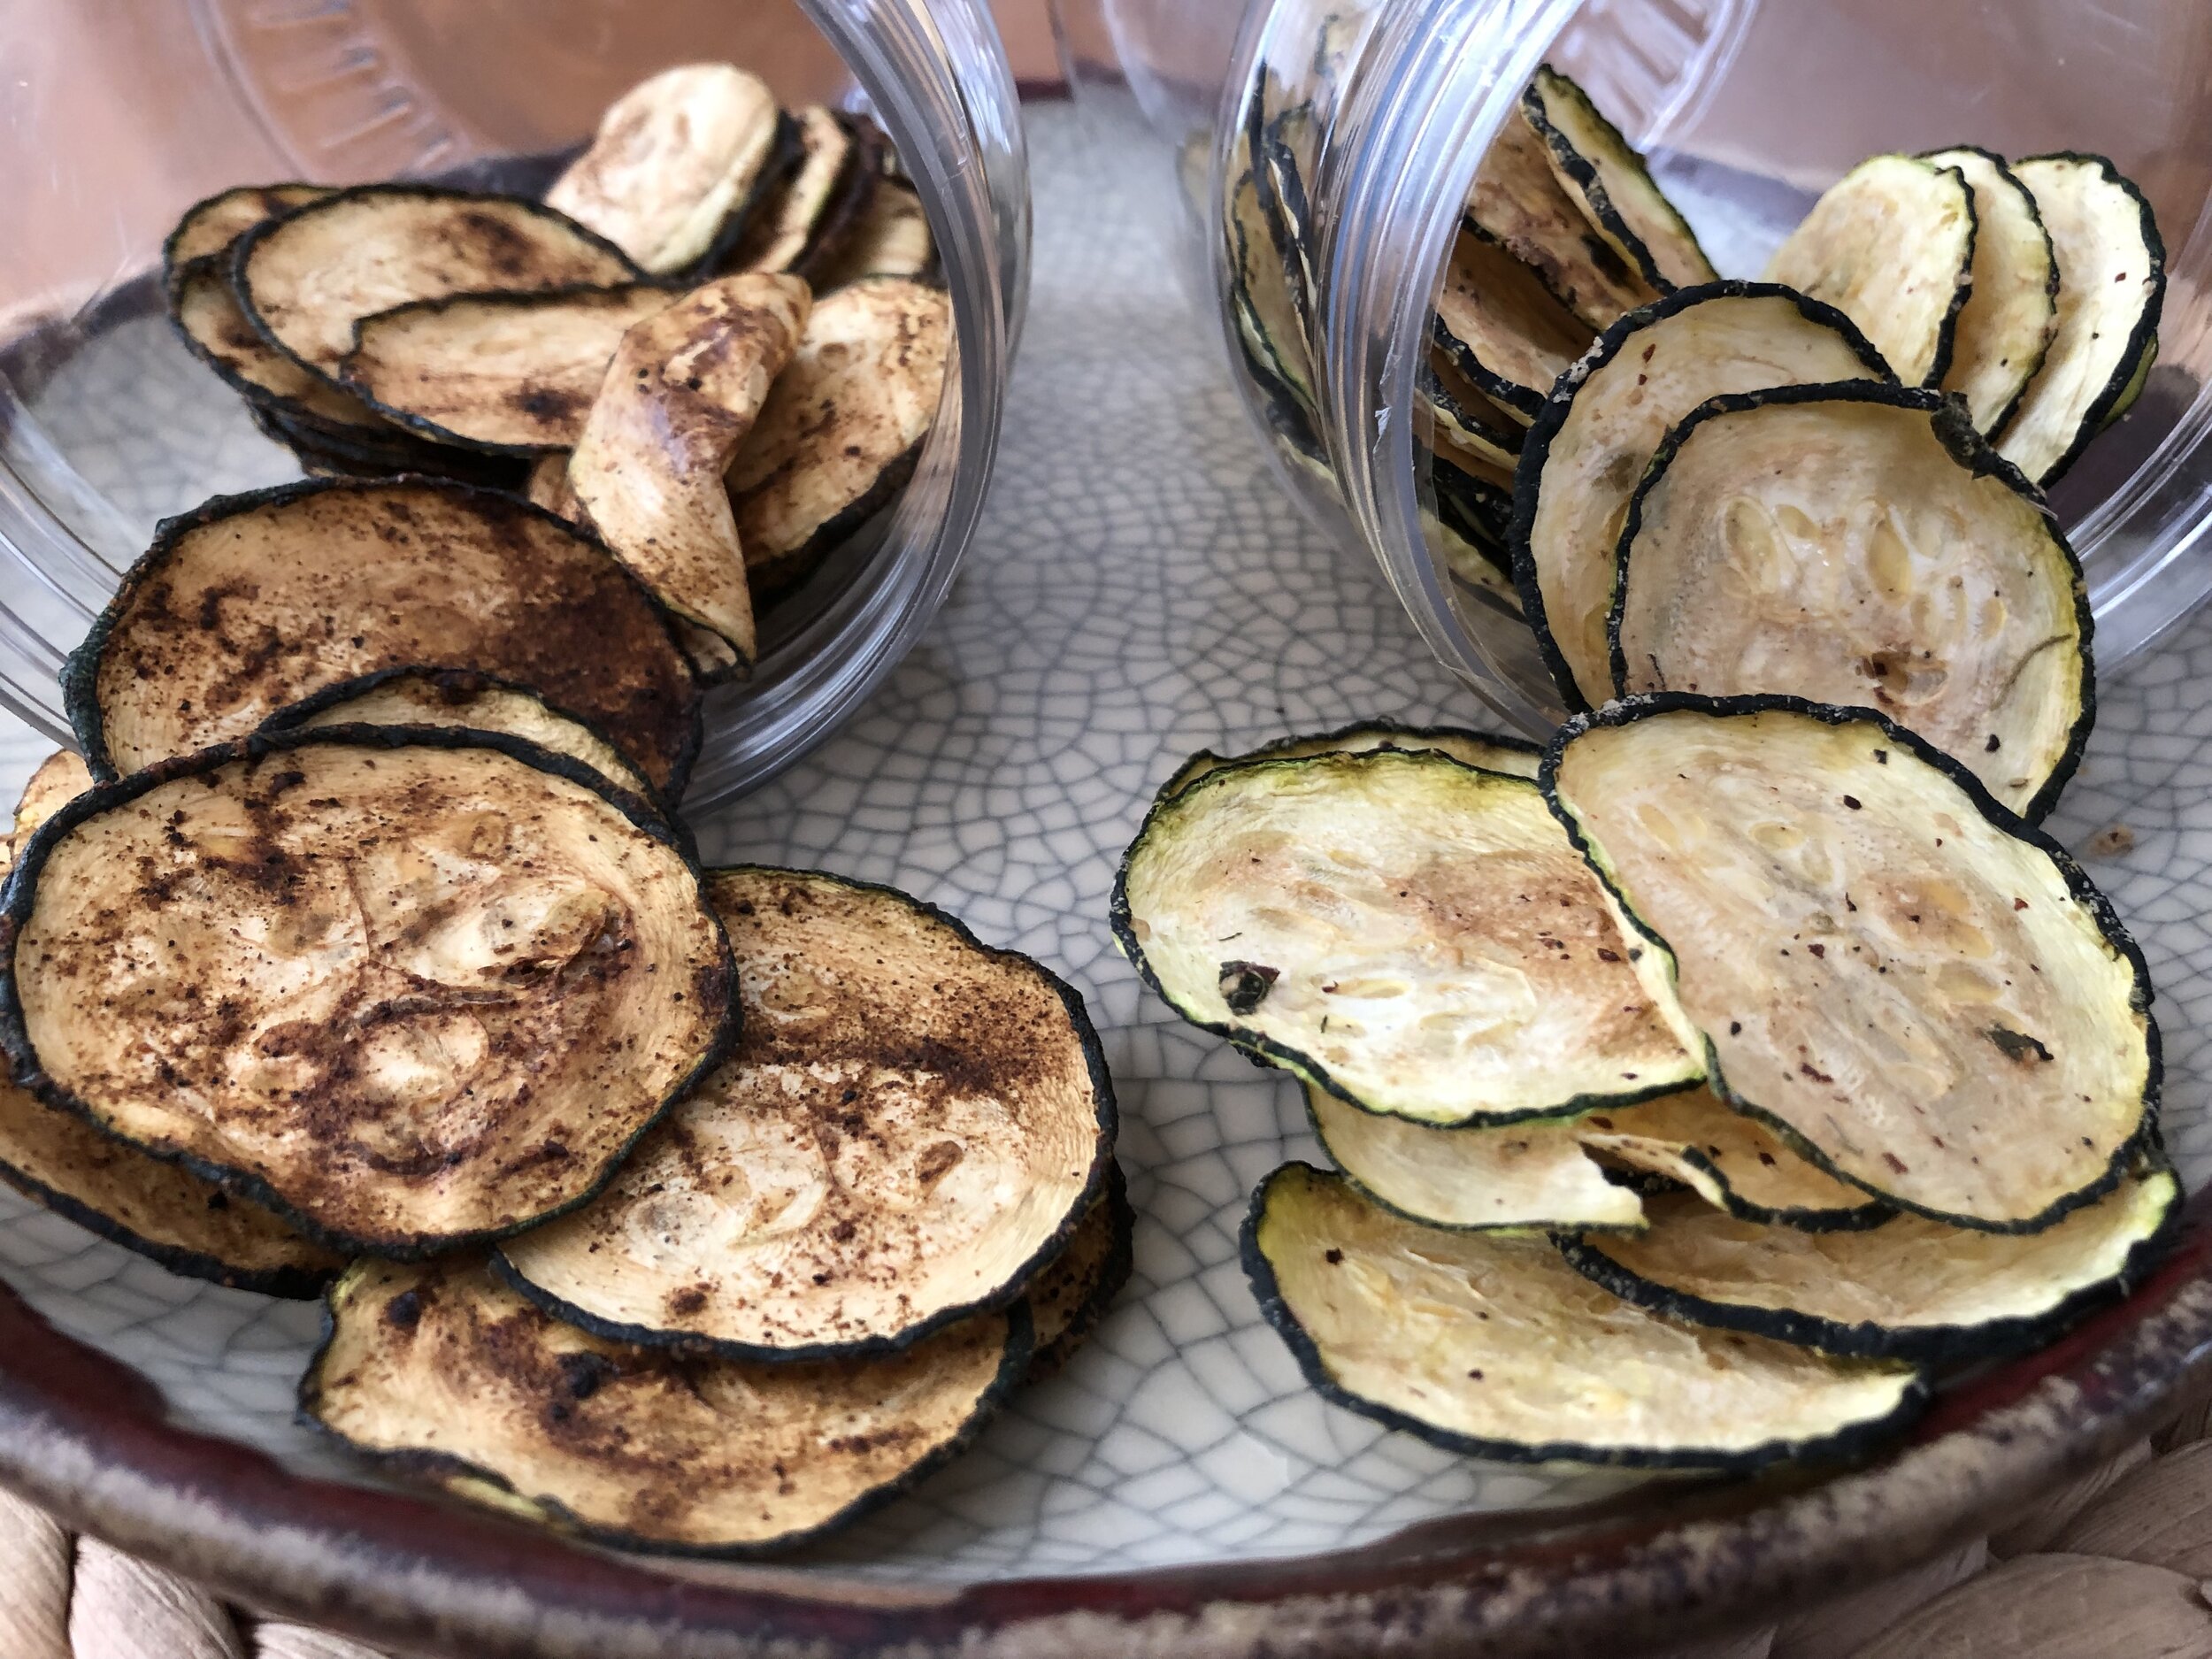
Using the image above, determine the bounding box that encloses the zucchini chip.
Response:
[1561,1164,2180,1363]
[261,668,656,803]
[1306,1083,1647,1233]
[1025,1159,1135,1381]
[339,284,677,454]
[1111,749,1701,1126]
[1245,1164,1924,1468]
[1422,351,1523,473]
[1158,720,1540,803]
[1546,696,2157,1232]
[1995,154,2166,488]
[732,105,868,277]
[1578,1086,1886,1232]
[543,64,787,276]
[1228,153,1317,415]
[1425,508,1525,612]
[727,278,949,578]
[4,749,90,865]
[498,866,1115,1360]
[66,478,702,798]
[1522,67,1716,291]
[1432,228,1592,419]
[302,1256,1025,1555]
[1512,283,1891,709]
[569,274,811,666]
[164,183,330,277]
[1609,384,2091,820]
[1764,156,1976,387]
[235,186,638,382]
[1922,148,2060,434]
[1432,449,1514,549]
[1,728,736,1255]
[526,451,583,525]
[814,174,935,288]
[1464,107,1657,329]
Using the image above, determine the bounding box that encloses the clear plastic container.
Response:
[0,0,1028,807]
[1057,0,2212,734]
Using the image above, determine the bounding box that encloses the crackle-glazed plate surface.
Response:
[0,105,2206,1586]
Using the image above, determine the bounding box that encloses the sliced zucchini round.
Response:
[727,278,949,579]
[235,187,639,384]
[260,667,656,803]
[731,104,858,276]
[497,865,1115,1361]
[1307,1082,1647,1233]
[1244,1164,1924,1469]
[569,273,812,666]
[302,1256,1025,1556]
[1546,695,2157,1232]
[339,284,678,455]
[544,64,788,277]
[814,173,935,289]
[1158,720,1541,804]
[0,727,736,1256]
[1560,1164,2180,1363]
[1464,107,1657,329]
[1112,749,1701,1126]
[1432,228,1592,419]
[1995,154,2166,488]
[1522,67,1716,292]
[173,265,382,429]
[66,477,702,798]
[1512,282,1892,710]
[1228,162,1316,414]
[1422,350,1523,474]
[164,183,330,278]
[1609,383,2092,821]
[1764,156,1976,388]
[1024,1158,1135,1381]
[1922,147,2059,434]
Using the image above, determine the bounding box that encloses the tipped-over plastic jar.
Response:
[0,0,1026,807]
[1057,0,2212,734]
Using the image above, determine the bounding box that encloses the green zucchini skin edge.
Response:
[1519,69,1714,294]
[1998,150,2169,489]
[1110,749,1707,1130]
[1241,1162,1930,1471]
[1916,144,2062,438]
[61,473,707,801]
[1154,718,1542,806]
[0,723,739,1260]
[1538,690,2162,1236]
[1507,280,1896,715]
[1919,160,1978,392]
[1609,1141,1895,1234]
[1555,1164,2183,1366]
[295,1282,1034,1560]
[1599,379,2096,826]
[1027,1156,1136,1382]
[495,861,1121,1365]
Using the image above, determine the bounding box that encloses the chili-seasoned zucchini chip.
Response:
[1522,67,1716,291]
[66,478,701,798]
[1546,696,2157,1232]
[1025,1159,1135,1381]
[544,64,788,276]
[1464,106,1657,329]
[1513,283,1891,709]
[164,183,330,277]
[727,278,949,579]
[261,668,656,803]
[1995,154,2166,488]
[1578,1086,1887,1232]
[1307,1083,1646,1233]
[1112,749,1701,1126]
[1764,156,1975,388]
[1922,147,2059,434]
[1245,1164,1924,1468]
[733,105,875,279]
[0,728,735,1255]
[1609,384,2091,820]
[1159,720,1540,803]
[1432,228,1592,419]
[570,274,810,667]
[498,866,1114,1360]
[339,284,676,454]
[303,1256,1025,1555]
[1562,1164,2180,1363]
[236,186,638,382]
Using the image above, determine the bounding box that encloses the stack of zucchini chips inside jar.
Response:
[1130,71,2174,1471]
[0,64,1129,1558]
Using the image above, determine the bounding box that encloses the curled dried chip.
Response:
[1464,105,1657,329]
[1522,67,1715,291]
[1561,1164,2180,1363]
[1432,227,1592,419]
[164,183,330,277]
[302,1256,1025,1555]
[1511,283,1892,710]
[1422,350,1523,475]
[1024,1159,1135,1381]
[1922,147,2059,434]
[1609,383,2091,820]
[498,866,1115,1359]
[0,728,735,1255]
[1578,1086,1886,1232]
[732,105,872,278]
[1244,1164,1924,1468]
[1545,695,2156,1232]
[1112,749,1701,1125]
[1764,156,1976,387]
[66,477,702,798]
[1157,718,1540,803]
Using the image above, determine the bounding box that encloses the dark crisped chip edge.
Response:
[1519,67,1713,294]
[1916,143,2062,438]
[1602,1136,1895,1234]
[687,110,807,283]
[1027,1157,1136,1382]
[788,113,886,285]
[1154,718,1542,807]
